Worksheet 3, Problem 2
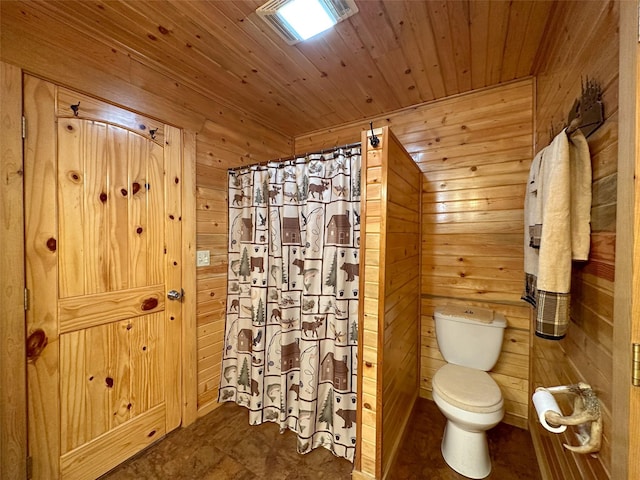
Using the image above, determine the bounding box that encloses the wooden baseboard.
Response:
[504,412,529,430]
[197,398,222,418]
[419,387,434,401]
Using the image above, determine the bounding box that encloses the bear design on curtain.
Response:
[219,146,361,462]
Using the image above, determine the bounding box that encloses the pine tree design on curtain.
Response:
[219,146,361,462]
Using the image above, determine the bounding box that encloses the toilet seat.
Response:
[432,364,503,414]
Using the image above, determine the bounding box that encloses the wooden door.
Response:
[24,75,183,480]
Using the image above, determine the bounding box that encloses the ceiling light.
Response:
[257,0,358,45]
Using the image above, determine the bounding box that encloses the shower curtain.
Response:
[218,146,361,462]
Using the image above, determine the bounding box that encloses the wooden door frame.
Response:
[1,61,28,480]
[182,130,198,427]
[613,1,639,479]
[0,66,198,477]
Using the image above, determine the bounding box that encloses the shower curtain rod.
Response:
[228,141,362,172]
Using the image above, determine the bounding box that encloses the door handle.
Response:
[167,289,184,301]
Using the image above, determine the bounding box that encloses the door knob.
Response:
[167,289,183,301]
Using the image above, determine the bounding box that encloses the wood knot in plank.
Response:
[141,297,159,311]
[46,237,57,252]
[26,329,48,361]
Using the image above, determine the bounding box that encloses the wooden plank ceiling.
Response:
[1,0,554,137]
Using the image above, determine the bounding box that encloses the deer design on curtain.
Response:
[219,146,361,462]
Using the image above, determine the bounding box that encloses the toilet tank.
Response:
[434,305,507,371]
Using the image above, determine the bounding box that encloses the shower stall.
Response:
[219,126,421,479]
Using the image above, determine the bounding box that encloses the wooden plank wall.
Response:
[416,80,533,430]
[194,121,292,414]
[296,78,535,429]
[529,1,619,479]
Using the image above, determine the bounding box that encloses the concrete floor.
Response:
[101,397,541,480]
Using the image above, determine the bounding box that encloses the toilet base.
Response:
[441,420,491,479]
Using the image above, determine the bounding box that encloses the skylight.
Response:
[278,0,335,41]
[256,0,359,45]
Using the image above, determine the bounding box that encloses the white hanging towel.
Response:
[522,128,591,339]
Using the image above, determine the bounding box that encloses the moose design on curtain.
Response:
[219,146,361,462]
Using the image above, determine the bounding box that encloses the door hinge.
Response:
[24,287,29,311]
[22,116,26,139]
[26,456,33,479]
[633,343,640,386]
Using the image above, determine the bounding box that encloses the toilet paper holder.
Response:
[535,382,602,455]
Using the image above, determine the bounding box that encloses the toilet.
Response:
[431,305,507,479]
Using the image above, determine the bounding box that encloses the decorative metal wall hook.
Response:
[149,128,158,140]
[547,77,604,144]
[70,102,80,117]
[369,122,380,148]
[566,77,604,138]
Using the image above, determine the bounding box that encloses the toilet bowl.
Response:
[431,306,507,479]
[432,363,504,479]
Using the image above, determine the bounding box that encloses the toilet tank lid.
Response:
[434,305,507,328]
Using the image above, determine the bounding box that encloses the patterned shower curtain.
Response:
[218,146,361,462]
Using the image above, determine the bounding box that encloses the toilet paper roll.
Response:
[532,389,567,433]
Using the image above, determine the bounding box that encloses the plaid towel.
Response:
[535,290,570,339]
[522,273,570,339]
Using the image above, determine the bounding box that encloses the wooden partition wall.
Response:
[529,1,619,478]
[353,127,421,480]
